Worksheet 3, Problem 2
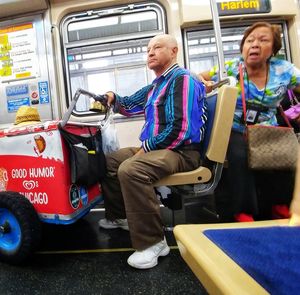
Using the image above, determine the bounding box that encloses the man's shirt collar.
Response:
[153,63,179,84]
[161,63,179,77]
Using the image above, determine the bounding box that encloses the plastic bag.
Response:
[101,108,120,154]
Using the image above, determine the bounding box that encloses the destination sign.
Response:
[217,0,271,16]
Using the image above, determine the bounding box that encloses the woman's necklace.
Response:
[245,65,269,103]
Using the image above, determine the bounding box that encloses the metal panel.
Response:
[0,13,54,125]
[0,0,48,20]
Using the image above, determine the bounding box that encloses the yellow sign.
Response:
[217,0,271,16]
[220,0,259,10]
[0,22,38,81]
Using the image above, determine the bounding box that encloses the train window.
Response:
[184,21,290,74]
[61,2,166,115]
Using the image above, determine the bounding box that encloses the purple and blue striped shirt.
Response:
[114,64,207,152]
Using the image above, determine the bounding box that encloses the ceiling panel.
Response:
[0,0,48,20]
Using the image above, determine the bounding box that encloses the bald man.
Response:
[98,34,207,269]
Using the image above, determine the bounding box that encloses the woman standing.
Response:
[200,22,300,222]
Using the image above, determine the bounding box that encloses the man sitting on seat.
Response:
[98,34,207,269]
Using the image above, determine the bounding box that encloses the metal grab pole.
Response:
[209,0,227,80]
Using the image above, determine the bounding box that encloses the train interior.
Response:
[0,0,300,294]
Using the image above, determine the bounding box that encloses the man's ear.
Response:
[172,46,178,56]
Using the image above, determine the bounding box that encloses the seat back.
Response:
[154,84,237,187]
[205,84,238,163]
[200,91,218,157]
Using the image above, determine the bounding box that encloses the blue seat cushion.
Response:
[204,226,300,295]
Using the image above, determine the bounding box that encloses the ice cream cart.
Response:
[0,89,106,264]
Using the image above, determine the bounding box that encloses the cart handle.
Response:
[60,88,107,128]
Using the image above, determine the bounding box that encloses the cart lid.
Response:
[0,120,60,138]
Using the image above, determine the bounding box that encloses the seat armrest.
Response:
[154,166,212,186]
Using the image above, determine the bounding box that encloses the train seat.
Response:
[154,83,238,224]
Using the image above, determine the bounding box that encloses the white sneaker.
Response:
[98,218,129,231]
[127,237,170,269]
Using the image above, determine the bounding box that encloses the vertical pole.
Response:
[209,0,227,80]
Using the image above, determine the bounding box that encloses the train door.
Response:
[0,1,58,127]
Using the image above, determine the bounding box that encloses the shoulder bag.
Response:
[239,64,299,170]
[284,89,300,121]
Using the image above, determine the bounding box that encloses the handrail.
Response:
[208,76,237,97]
[209,0,227,80]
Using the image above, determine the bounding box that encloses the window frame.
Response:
[183,19,291,75]
[60,2,166,117]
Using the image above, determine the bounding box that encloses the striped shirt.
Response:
[114,63,207,152]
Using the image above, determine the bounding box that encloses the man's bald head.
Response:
[147,34,178,77]
[149,34,178,49]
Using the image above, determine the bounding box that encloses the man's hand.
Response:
[105,91,116,107]
[94,91,115,107]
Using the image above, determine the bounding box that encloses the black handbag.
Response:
[59,126,106,186]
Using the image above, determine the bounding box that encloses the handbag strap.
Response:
[239,63,247,125]
[287,89,300,105]
[279,105,293,128]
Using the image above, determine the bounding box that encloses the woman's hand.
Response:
[198,73,214,93]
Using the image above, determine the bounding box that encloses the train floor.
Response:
[0,201,218,295]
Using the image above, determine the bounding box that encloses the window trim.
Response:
[60,2,166,116]
[183,19,291,72]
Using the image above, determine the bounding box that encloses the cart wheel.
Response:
[0,191,42,264]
